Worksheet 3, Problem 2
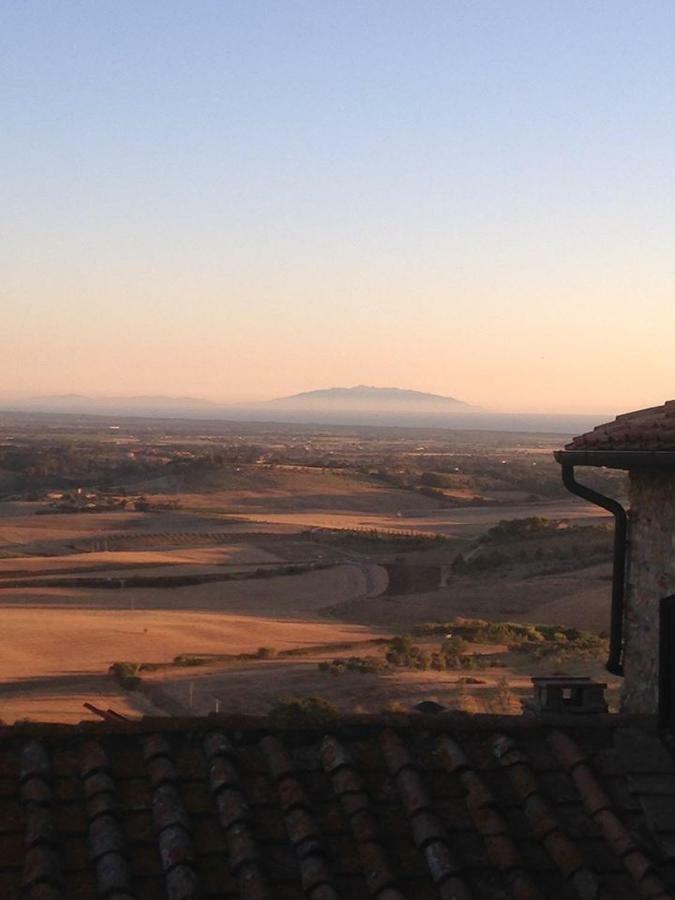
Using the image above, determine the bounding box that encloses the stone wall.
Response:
[623,471,675,713]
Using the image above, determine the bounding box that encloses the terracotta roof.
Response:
[2,715,675,899]
[565,401,675,452]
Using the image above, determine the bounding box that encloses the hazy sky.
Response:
[2,2,675,413]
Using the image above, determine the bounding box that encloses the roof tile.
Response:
[22,777,53,807]
[79,741,108,778]
[142,736,201,898]
[165,863,200,900]
[215,786,250,828]
[147,754,178,788]
[548,730,672,899]
[21,740,51,782]
[493,734,603,895]
[565,401,675,451]
[1,717,675,898]
[208,753,240,792]
[88,814,125,861]
[23,845,62,889]
[378,730,473,898]
[93,851,129,895]
[152,783,191,832]
[82,769,115,800]
[203,731,270,897]
[156,822,194,870]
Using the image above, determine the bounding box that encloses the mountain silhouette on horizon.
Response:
[3,388,606,435]
[261,385,475,411]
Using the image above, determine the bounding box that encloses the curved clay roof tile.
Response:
[566,401,675,452]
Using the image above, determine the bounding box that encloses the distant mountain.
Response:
[258,385,475,412]
[1,389,607,435]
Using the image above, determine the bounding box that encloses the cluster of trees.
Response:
[412,452,627,502]
[412,619,607,662]
[447,517,613,575]
[0,444,173,497]
[317,634,488,677]
[365,456,610,505]
[268,695,339,727]
[452,542,611,575]
[480,517,610,545]
[482,516,563,542]
[414,455,568,499]
[0,439,279,500]
[385,634,486,671]
[318,656,385,676]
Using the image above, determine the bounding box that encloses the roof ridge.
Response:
[0,711,635,739]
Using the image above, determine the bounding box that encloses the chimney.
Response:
[523,676,608,716]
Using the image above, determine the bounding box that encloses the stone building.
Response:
[555,400,675,717]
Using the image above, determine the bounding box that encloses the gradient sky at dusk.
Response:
[2,1,674,413]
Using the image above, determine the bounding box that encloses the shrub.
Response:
[109,661,142,690]
[388,634,415,655]
[318,656,386,676]
[482,517,554,544]
[110,661,140,677]
[268,696,339,728]
[495,677,516,712]
[452,553,466,572]
[442,635,467,656]
[173,655,205,667]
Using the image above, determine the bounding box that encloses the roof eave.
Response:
[555,449,675,471]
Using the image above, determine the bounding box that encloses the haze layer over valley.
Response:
[2,386,608,433]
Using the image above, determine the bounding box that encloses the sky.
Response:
[2,1,675,414]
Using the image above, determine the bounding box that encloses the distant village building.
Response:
[556,400,675,718]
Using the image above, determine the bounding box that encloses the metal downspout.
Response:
[561,464,627,676]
